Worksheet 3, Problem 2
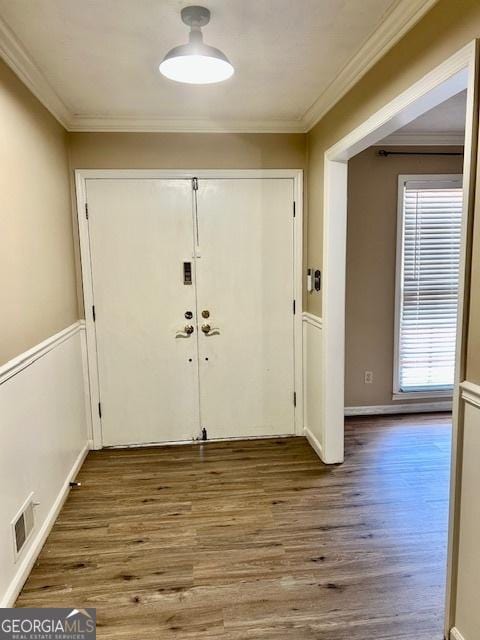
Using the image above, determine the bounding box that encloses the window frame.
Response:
[393,173,462,401]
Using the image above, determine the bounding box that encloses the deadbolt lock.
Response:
[202,310,210,318]
[185,311,193,319]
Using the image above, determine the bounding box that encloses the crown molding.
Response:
[67,115,306,134]
[302,0,440,131]
[0,0,439,133]
[378,131,465,145]
[0,15,71,127]
[0,15,305,133]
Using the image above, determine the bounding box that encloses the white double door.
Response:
[86,176,296,446]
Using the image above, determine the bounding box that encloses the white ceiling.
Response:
[0,0,438,131]
[380,90,467,145]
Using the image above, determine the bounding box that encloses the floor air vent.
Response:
[12,493,35,560]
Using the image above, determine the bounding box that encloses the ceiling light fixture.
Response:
[159,5,234,85]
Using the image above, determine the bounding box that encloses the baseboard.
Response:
[450,627,466,640]
[345,401,452,416]
[0,441,90,608]
[304,426,324,461]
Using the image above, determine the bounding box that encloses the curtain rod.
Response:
[378,149,464,157]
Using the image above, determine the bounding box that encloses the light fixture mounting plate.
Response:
[181,6,211,28]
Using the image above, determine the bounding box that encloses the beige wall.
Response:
[0,58,77,365]
[307,0,480,319]
[69,132,306,170]
[346,146,464,407]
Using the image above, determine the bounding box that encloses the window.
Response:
[394,175,463,397]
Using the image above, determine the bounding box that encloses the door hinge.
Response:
[293,201,296,218]
[98,402,102,418]
[293,391,297,407]
[293,299,296,315]
[85,203,89,219]
[92,305,96,322]
[192,177,198,191]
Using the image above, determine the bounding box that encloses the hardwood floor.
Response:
[16,413,452,639]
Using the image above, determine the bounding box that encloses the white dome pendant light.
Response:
[159,6,234,85]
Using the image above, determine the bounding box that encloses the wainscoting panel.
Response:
[0,323,89,606]
[451,381,480,640]
[450,627,466,640]
[302,313,324,460]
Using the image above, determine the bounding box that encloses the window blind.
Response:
[397,177,463,393]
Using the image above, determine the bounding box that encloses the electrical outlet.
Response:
[364,370,373,384]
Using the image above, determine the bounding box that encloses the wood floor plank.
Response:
[16,413,451,639]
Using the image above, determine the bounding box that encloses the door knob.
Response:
[176,324,194,338]
[201,323,220,336]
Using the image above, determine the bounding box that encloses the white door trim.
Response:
[75,169,304,448]
[321,40,477,636]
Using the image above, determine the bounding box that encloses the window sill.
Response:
[392,391,453,401]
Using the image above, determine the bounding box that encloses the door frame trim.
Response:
[75,169,304,449]
[321,42,476,466]
[321,40,478,636]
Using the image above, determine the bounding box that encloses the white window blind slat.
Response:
[396,176,463,393]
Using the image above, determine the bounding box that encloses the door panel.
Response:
[195,178,295,438]
[86,179,198,446]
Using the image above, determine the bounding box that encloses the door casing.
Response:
[320,40,478,637]
[75,169,304,450]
